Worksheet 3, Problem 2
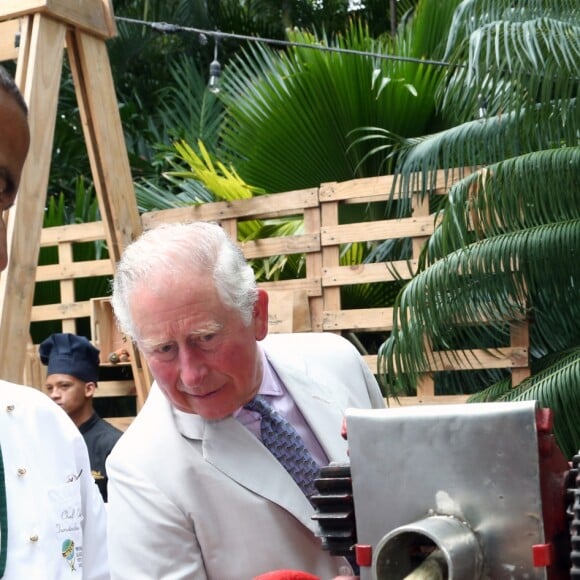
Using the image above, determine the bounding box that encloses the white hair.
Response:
[111,222,258,339]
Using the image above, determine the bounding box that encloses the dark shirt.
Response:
[79,412,123,502]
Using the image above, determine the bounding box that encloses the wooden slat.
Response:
[240,233,320,259]
[30,301,92,321]
[425,347,529,371]
[96,380,135,398]
[40,221,108,245]
[304,206,323,332]
[365,347,529,376]
[319,170,458,203]
[35,259,113,282]
[322,260,418,286]
[141,188,319,229]
[412,193,430,260]
[323,308,394,332]
[258,278,322,297]
[320,201,341,320]
[510,320,531,386]
[321,216,436,246]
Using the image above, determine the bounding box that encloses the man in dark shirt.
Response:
[40,333,123,501]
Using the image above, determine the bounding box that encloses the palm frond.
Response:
[442,17,580,122]
[392,101,578,202]
[219,18,448,191]
[428,147,580,258]
[381,220,580,390]
[498,348,580,457]
[445,0,580,59]
[466,377,512,402]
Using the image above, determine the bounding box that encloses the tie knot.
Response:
[243,395,272,416]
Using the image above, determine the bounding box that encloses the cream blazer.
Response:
[107,332,385,580]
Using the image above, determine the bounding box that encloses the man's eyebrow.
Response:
[190,322,223,336]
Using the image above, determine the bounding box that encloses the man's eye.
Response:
[156,344,176,355]
[198,334,215,344]
[152,343,177,361]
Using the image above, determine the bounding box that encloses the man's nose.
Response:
[179,348,209,386]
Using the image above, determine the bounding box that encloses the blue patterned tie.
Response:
[244,396,320,498]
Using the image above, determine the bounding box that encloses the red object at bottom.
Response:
[253,570,320,580]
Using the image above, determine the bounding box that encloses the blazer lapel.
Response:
[173,408,318,533]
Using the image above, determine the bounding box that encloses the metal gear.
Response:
[311,463,356,557]
[569,451,580,577]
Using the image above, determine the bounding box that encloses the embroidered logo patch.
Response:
[61,539,76,571]
[91,469,105,481]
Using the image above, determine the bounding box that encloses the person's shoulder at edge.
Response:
[263,332,365,364]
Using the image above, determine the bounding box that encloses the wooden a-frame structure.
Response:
[0,0,151,407]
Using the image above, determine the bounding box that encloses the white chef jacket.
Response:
[0,381,109,579]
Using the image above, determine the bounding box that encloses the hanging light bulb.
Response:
[208,37,221,94]
[477,93,488,119]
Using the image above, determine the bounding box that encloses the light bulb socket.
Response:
[208,59,221,94]
[209,59,221,77]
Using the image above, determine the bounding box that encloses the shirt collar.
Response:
[234,346,282,419]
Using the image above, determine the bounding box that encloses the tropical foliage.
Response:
[51,0,414,208]
[376,0,580,457]
[133,0,462,295]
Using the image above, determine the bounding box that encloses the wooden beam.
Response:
[66,28,142,262]
[0,0,116,39]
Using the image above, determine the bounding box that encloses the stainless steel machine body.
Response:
[346,401,547,579]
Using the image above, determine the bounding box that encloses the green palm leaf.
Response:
[497,349,580,457]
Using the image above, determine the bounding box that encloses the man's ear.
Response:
[253,288,269,341]
[85,381,97,398]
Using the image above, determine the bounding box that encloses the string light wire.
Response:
[115,16,454,69]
